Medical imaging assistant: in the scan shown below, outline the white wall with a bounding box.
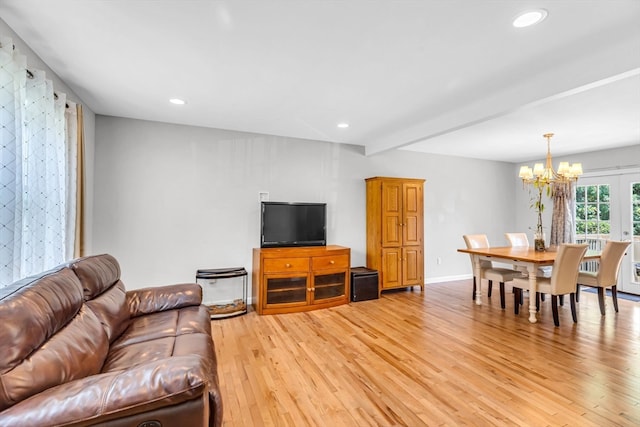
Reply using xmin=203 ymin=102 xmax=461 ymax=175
xmin=94 ymin=116 xmax=518 ymax=291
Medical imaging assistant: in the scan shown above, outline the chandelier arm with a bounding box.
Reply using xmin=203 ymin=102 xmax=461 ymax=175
xmin=520 ymin=133 xmax=582 ymax=187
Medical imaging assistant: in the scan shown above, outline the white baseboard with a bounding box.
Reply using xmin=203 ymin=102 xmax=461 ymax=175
xmin=425 ymin=274 xmax=471 ymax=284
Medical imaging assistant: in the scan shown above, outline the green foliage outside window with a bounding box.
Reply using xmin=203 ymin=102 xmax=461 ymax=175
xmin=575 ymin=184 xmax=610 ymax=239
xmin=576 ymin=183 xmax=640 ymax=237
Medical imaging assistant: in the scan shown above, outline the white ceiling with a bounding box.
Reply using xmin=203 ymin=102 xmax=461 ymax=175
xmin=1 ymin=0 xmax=639 ymax=163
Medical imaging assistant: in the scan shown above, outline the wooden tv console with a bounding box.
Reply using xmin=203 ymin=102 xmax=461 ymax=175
xmin=252 ymin=245 xmax=351 ymax=315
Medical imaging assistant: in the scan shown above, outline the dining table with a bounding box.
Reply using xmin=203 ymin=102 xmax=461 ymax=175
xmin=457 ymin=246 xmax=601 ymax=323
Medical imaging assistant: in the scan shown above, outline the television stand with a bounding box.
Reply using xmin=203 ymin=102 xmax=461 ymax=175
xmin=252 ymin=245 xmax=351 ymax=315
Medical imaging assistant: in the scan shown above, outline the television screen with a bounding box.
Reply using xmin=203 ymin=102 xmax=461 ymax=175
xmin=261 ymin=202 xmax=326 ymax=248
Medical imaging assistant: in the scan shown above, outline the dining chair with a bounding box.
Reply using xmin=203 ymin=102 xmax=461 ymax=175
xmin=505 ymin=232 xmax=552 ymax=275
xmin=512 ymin=243 xmax=588 ymax=326
xmin=504 ymin=232 xmax=529 ymax=247
xmin=576 ymin=240 xmax=631 ymax=315
xmin=505 ymin=232 xmax=551 ymax=305
xmin=463 ymin=234 xmax=522 ymax=309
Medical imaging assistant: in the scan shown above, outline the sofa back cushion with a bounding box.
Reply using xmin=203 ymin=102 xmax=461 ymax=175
xmin=0 ymin=267 xmax=108 ymax=411
xmin=71 ymin=254 xmax=130 ymax=343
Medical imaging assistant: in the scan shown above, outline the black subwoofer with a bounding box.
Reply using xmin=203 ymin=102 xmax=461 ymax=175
xmin=350 ymin=267 xmax=379 ymax=302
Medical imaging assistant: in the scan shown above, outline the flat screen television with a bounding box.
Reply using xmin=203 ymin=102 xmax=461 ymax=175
xmin=260 ymin=202 xmax=326 ymax=248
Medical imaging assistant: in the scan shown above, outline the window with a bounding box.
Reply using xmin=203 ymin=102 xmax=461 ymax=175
xmin=0 ymin=36 xmax=82 ymax=287
xmin=575 ymin=184 xmax=610 ymax=240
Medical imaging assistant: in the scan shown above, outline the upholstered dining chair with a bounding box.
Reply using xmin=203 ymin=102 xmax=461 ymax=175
xmin=505 ymin=232 xmax=532 ymax=273
xmin=512 ymin=243 xmax=588 ymax=326
xmin=504 ymin=232 xmax=552 ymax=275
xmin=504 ymin=232 xmax=529 ymax=248
xmin=505 ymin=232 xmax=551 ymax=305
xmin=576 ymin=240 xmax=631 ymax=315
xmin=463 ymin=234 xmax=522 ymax=309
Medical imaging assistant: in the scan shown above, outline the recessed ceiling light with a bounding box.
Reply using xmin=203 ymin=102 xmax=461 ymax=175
xmin=169 ymin=98 xmax=186 ymax=105
xmin=337 ymin=123 xmax=349 ymax=128
xmin=513 ymin=9 xmax=548 ymax=28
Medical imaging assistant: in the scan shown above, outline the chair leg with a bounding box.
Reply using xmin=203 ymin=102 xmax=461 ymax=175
xmin=535 ymin=292 xmax=540 ymax=311
xmin=520 ymin=290 xmax=523 ymax=305
xmin=559 ymin=295 xmax=564 ymax=306
xmin=514 ymin=288 xmax=520 ymax=315
xmin=488 ymin=280 xmax=493 ymax=297
xmin=611 ymin=285 xmax=619 ymax=313
xmin=576 ymin=284 xmax=581 ymax=302
xmin=551 ymin=295 xmax=560 ymax=327
xmin=570 ymin=293 xmax=577 ymax=323
xmin=597 ymin=288 xmax=606 ymax=315
xmin=499 ymin=282 xmax=505 ymax=309
xmin=472 ymin=277 xmax=476 ymax=301
xmin=540 ymin=293 xmax=545 ymax=301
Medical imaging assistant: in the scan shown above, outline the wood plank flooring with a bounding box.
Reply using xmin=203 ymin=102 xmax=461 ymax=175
xmin=210 ymin=280 xmax=640 ymax=426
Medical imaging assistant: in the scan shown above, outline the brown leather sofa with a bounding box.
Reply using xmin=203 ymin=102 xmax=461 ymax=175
xmin=0 ymin=254 xmax=222 ymax=427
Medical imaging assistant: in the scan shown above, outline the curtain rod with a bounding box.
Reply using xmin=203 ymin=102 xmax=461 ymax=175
xmin=1 ymin=40 xmax=68 ymax=107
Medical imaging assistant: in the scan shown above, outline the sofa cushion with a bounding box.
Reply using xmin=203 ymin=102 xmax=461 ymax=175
xmin=71 ymin=254 xmax=130 ymax=342
xmin=109 ymin=305 xmax=211 ymax=350
xmin=126 ymin=283 xmax=203 ymax=318
xmin=0 ymin=356 xmax=210 ymax=427
xmin=70 ymin=253 xmax=121 ymax=300
xmin=103 ymin=305 xmax=213 ymax=372
xmin=0 ymin=267 xmax=108 ymax=411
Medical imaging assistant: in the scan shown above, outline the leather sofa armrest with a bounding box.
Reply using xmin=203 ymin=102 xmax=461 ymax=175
xmin=126 ymin=283 xmax=203 ymax=318
xmin=0 ymin=356 xmax=209 ymax=426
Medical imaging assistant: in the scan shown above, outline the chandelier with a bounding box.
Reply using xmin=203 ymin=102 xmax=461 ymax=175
xmin=518 ymin=133 xmax=583 ymax=186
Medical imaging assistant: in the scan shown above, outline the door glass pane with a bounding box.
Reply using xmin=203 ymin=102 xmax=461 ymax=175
xmin=575 ymin=184 xmax=610 ymax=245
xmin=632 ymin=182 xmax=640 ymax=283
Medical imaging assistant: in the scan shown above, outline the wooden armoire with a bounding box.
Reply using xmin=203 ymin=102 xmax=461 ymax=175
xmin=365 ymin=177 xmax=425 ymax=293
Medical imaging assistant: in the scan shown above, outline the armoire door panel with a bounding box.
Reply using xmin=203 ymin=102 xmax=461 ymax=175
xmin=403 ymin=182 xmax=423 ymax=247
xmin=384 ymin=217 xmax=401 ymax=246
xmin=383 ymin=183 xmax=401 ymax=213
xmin=403 ymin=247 xmax=423 ymax=285
xmin=382 ymin=182 xmax=402 ymax=246
xmin=382 ymin=249 xmax=401 ymax=289
xmin=405 ymin=216 xmax=419 ymax=243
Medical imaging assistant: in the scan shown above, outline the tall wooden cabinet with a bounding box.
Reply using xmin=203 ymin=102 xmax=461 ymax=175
xmin=365 ymin=177 xmax=425 ymax=293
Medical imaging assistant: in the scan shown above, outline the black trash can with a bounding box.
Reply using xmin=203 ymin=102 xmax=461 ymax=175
xmin=350 ymin=267 xmax=379 ymax=302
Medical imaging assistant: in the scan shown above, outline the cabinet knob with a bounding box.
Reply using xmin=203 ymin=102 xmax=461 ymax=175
xmin=329 ymin=260 xmax=335 ymax=264
xmin=285 ymin=263 xmax=291 ymax=268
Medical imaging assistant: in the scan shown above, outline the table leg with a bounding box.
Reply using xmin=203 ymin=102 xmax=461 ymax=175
xmin=474 ymin=255 xmax=482 ymax=305
xmin=527 ymin=264 xmax=538 ymax=323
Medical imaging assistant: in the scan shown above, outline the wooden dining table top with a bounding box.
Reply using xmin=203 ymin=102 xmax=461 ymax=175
xmin=457 ymin=246 xmax=601 ymax=265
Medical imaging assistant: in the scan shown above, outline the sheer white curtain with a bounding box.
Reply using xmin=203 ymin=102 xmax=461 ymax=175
xmin=0 ymin=36 xmax=78 ymax=287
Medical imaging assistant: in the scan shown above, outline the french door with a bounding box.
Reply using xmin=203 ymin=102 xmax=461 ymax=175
xmin=575 ymin=169 xmax=640 ymax=294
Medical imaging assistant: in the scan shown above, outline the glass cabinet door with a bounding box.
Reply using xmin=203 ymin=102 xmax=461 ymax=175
xmin=312 ymin=272 xmax=346 ymax=301
xmin=265 ymin=275 xmax=308 ymax=305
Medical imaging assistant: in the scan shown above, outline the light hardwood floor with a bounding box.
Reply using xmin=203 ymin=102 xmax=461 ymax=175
xmin=210 ymin=280 xmax=640 ymax=426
